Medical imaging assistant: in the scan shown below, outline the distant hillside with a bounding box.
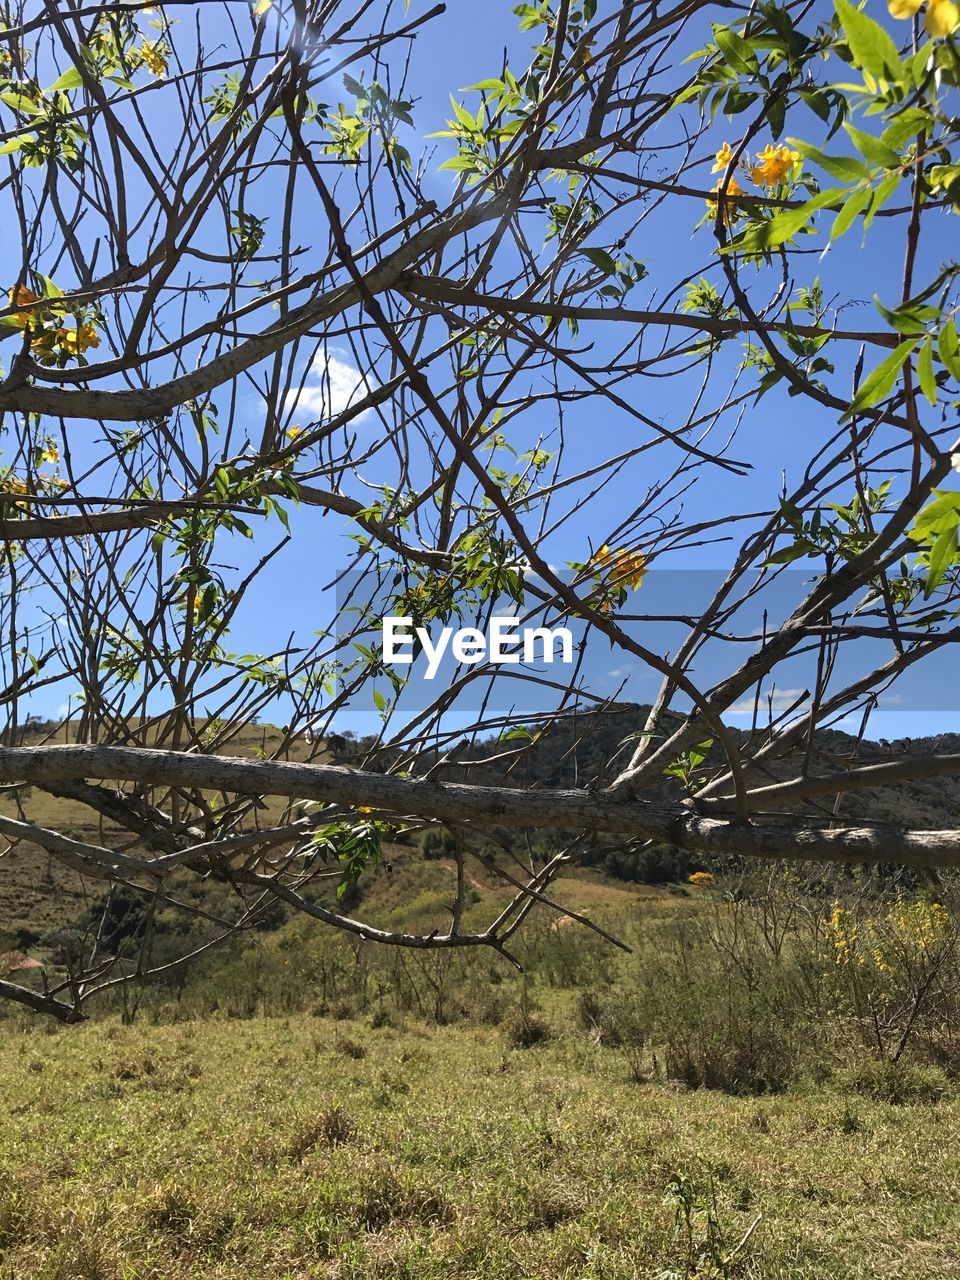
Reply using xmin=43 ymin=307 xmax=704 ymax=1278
xmin=423 ymin=704 xmax=960 ymax=820
xmin=3 ymin=708 xmax=959 ymax=949
xmin=334 ymin=705 xmax=960 ymax=884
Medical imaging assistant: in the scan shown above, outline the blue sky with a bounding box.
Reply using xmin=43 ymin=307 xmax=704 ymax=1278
xmin=13 ymin=0 xmax=960 ymax=743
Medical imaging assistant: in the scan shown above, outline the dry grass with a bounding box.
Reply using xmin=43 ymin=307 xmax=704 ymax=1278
xmin=1 ymin=1014 xmax=959 ymax=1278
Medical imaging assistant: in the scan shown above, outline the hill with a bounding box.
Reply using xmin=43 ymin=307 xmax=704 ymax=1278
xmin=2 ymin=707 xmax=959 ymax=952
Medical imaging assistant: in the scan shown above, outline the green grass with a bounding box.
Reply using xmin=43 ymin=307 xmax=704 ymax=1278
xmin=3 ymin=1014 xmax=960 ymax=1279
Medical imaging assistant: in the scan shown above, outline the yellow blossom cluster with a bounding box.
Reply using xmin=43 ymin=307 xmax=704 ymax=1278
xmin=688 ymin=871 xmax=715 ymax=888
xmin=889 ymin=0 xmax=959 ymax=38
xmin=8 ymin=284 xmax=47 ymax=330
xmin=826 ymin=896 xmax=952 ymax=975
xmin=706 ymin=177 xmax=745 ymax=224
xmin=60 ymin=323 xmax=100 ymax=356
xmin=139 ymin=41 xmax=168 ymax=77
xmin=887 ymin=897 xmax=950 ymax=953
xmin=593 ymin=544 xmax=647 ymax=592
xmin=749 ymin=144 xmax=800 ymax=188
xmin=7 ymin=286 xmax=101 ymax=363
xmin=825 ymin=901 xmax=860 ymax=966
xmin=706 ymin=140 xmax=800 ymax=222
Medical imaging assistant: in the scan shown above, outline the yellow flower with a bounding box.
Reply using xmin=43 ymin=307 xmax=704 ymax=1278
xmin=140 ymin=41 xmax=167 ymax=77
xmin=688 ymin=871 xmax=715 ymax=887
xmin=8 ymin=284 xmax=43 ymax=329
xmin=711 ymin=141 xmax=735 ymax=173
xmin=706 ymin=177 xmax=745 ymax=224
xmin=253 ymin=0 xmax=273 ymax=13
xmin=749 ymin=143 xmax=800 ymax=188
xmin=40 ymin=443 xmax=59 ymax=464
xmin=29 ymin=328 xmax=60 ymax=358
xmin=927 ymin=0 xmax=959 ymax=35
xmin=888 ymin=0 xmax=959 ymax=36
xmin=4 ymin=476 xmax=28 ymax=495
xmin=59 ymin=322 xmax=100 ymax=356
xmin=356 ymin=805 xmax=374 ymax=814
xmin=287 ymin=425 xmax=303 ymax=440
xmin=594 ymin=544 xmax=648 ymax=591
xmin=825 ymin=901 xmax=861 ymax=966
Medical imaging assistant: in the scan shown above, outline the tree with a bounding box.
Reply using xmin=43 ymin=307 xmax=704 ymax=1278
xmin=1 ymin=0 xmax=960 ymax=1021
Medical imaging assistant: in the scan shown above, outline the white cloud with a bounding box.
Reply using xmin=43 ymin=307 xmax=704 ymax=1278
xmin=285 ymin=350 xmax=373 ymax=423
xmin=729 ymin=687 xmax=808 ymax=716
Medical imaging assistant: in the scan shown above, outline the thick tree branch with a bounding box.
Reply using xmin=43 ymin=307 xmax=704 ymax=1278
xmin=2 ymin=745 xmax=960 ymax=869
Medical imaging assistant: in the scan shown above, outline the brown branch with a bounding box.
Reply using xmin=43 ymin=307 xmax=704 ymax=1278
xmin=2 ymin=744 xmax=960 ymax=868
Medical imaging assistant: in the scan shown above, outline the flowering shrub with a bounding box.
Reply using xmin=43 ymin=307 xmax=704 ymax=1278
xmin=822 ymin=894 xmax=958 ymax=1059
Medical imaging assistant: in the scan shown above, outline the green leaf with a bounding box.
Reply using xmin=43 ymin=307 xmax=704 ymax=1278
xmin=863 ymin=170 xmax=900 ymax=229
xmin=0 ymin=135 xmax=30 ymax=155
xmin=842 ymin=339 xmax=915 ymax=420
xmin=197 ymin=584 xmax=218 ymax=626
xmin=938 ymin=319 xmax=960 ymax=380
xmin=874 ymin=296 xmax=939 ymax=336
xmin=925 ymin=524 xmax=957 ymax=597
xmin=880 ymin=108 xmax=932 ymax=150
xmin=581 ymin=247 xmax=617 ymax=275
xmin=834 ymin=0 xmax=906 ymax=84
xmin=713 ymin=24 xmax=759 ymax=74
xmin=46 ymin=67 xmax=85 ymax=93
xmin=844 ymin=124 xmax=900 ymax=170
xmin=908 ymin=40 xmax=936 ymax=87
xmin=910 ymin=491 xmax=960 ymax=543
xmin=728 ymin=188 xmax=844 ymax=254
xmin=0 ymin=91 xmax=41 ymax=114
xmin=830 ymin=184 xmax=872 ymax=241
xmin=766 ymin=542 xmax=813 ymax=566
xmin=373 ymin=688 xmax=387 ymax=711
xmin=917 ymin=338 xmax=937 ymax=406
xmin=790 ymin=138 xmax=869 ymax=182
xmin=450 ymin=97 xmax=479 ymax=130
xmin=439 ymin=153 xmax=479 ymax=172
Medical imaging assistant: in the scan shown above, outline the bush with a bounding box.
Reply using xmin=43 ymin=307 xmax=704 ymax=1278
xmin=419 ymin=828 xmax=458 ymax=859
xmin=503 ymin=1006 xmax=551 ymax=1048
xmin=622 ymin=910 xmax=817 ymax=1094
xmin=844 ymin=1060 xmax=951 ymax=1106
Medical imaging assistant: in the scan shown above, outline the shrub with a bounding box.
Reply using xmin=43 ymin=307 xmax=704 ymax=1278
xmin=334 ymin=1034 xmax=367 ymax=1060
xmin=503 ymin=1006 xmax=551 ymax=1048
xmin=419 ymin=828 xmax=458 ymax=860
xmin=844 ymin=1060 xmax=951 ymax=1106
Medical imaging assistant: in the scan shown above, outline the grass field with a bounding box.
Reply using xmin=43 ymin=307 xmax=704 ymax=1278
xmin=2 ymin=1012 xmax=960 ymax=1279
xmin=6 ymin=733 xmax=960 ymax=1278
